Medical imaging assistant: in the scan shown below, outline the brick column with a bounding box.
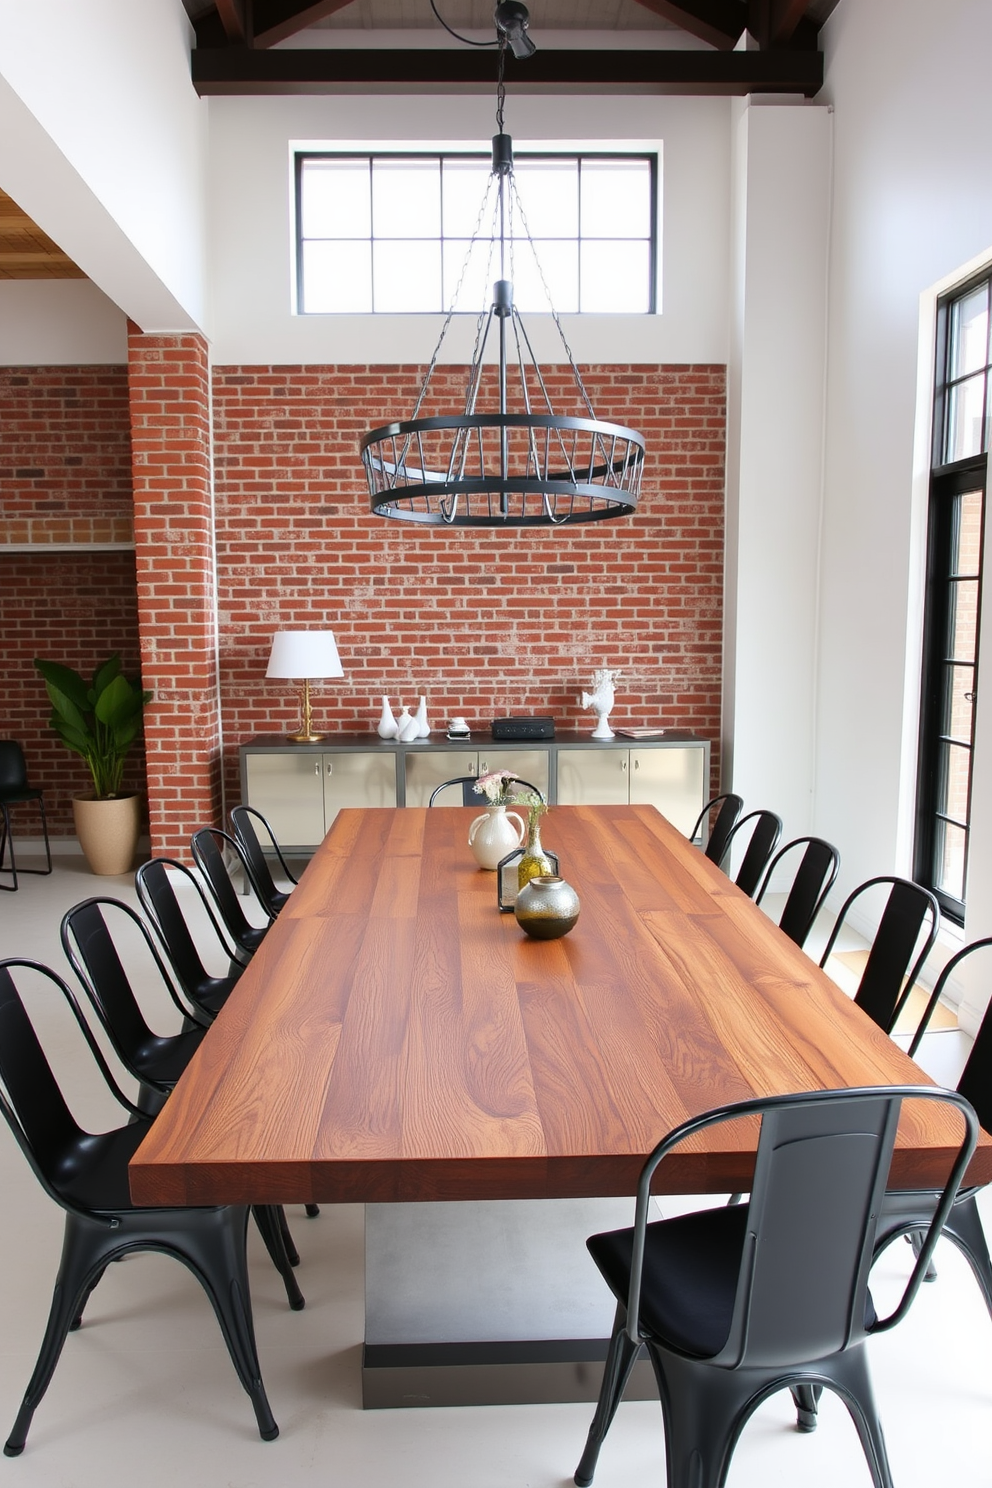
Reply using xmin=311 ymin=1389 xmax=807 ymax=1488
xmin=128 ymin=326 xmax=221 ymax=857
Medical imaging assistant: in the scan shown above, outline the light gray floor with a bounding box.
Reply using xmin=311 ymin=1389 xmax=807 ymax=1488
xmin=0 ymin=857 xmax=989 ymax=1487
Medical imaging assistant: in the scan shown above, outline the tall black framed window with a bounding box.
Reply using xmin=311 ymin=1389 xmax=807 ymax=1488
xmin=915 ymin=272 xmax=990 ymax=923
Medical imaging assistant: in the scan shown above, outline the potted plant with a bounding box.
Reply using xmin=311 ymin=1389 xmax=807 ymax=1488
xmin=34 ymin=654 xmax=152 ymax=875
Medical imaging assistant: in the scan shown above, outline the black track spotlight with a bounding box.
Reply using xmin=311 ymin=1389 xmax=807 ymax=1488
xmin=494 ymin=1 xmax=537 ymax=59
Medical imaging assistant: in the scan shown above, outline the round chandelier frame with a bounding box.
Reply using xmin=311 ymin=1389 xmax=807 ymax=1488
xmin=360 ymin=11 xmax=646 ymax=529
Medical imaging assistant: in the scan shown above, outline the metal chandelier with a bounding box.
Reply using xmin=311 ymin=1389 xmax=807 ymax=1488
xmin=360 ymin=3 xmax=646 ymax=528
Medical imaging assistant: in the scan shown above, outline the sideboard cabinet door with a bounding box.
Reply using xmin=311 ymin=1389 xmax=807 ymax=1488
xmin=629 ymin=747 xmax=705 ymax=835
xmin=244 ymin=753 xmax=325 ymax=850
xmin=323 ymin=753 xmax=397 ymax=828
xmin=556 ymin=749 xmax=629 ymax=806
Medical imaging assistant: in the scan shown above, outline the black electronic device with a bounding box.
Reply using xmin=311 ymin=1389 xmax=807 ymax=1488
xmin=491 ymin=717 xmax=556 ymax=741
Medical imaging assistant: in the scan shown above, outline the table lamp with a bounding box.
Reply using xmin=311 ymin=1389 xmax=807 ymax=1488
xmin=266 ymin=630 xmax=344 ymax=743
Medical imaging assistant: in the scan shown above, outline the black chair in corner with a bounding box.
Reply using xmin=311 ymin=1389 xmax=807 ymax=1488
xmin=818 ymin=876 xmax=940 ymax=1045
xmin=0 ymin=958 xmax=279 ymax=1455
xmin=0 ymin=741 xmax=52 ymax=893
xmin=755 ymin=836 xmax=841 ymax=951
xmin=230 ymin=805 xmax=298 ymax=919
xmin=428 ymin=775 xmax=545 ymax=806
xmin=191 ymin=826 xmax=272 ymax=960
xmin=573 ymin=1084 xmax=977 ymax=1488
xmin=688 ymin=792 xmax=743 ymax=863
xmin=135 ymin=857 xmax=246 ymax=1019
xmin=717 ymin=808 xmax=783 ymax=898
xmin=60 ymin=897 xmax=306 ymax=1311
xmin=874 ymin=936 xmax=992 ymax=1317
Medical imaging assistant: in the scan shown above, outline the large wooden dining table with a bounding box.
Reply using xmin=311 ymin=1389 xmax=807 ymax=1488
xmin=129 ymin=804 xmax=991 ymax=1406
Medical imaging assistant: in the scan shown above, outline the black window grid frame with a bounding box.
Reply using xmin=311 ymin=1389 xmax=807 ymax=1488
xmin=293 ymin=149 xmax=659 ymax=316
xmin=915 ymin=269 xmax=991 ymax=924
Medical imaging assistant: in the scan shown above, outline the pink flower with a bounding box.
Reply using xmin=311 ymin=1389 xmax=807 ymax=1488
xmin=473 ymin=770 xmax=519 ymax=805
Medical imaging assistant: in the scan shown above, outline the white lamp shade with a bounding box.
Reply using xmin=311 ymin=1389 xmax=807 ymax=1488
xmin=266 ymin=630 xmax=344 ymax=680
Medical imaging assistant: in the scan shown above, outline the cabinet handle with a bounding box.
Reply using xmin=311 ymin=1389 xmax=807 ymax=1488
xmin=621 ymin=758 xmax=628 ymax=773
xmin=326 ymin=762 xmax=333 ymax=776
xmin=314 ymin=763 xmax=320 ymax=777
xmin=633 ymin=758 xmax=640 ymax=771
xmin=479 ymin=760 xmax=487 ymax=775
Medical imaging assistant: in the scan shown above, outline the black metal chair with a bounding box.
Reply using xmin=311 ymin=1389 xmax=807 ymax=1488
xmin=230 ymin=805 xmax=298 ymax=919
xmin=755 ymin=836 xmax=841 ymax=950
xmin=818 ymin=876 xmax=940 ymax=1046
xmin=191 ymin=826 xmax=272 ymax=959
xmin=874 ymin=936 xmax=992 ymax=1315
xmin=428 ymin=775 xmax=545 ymax=806
xmin=573 ymin=1084 xmax=978 ymax=1488
xmin=688 ymin=792 xmax=743 ymax=863
xmin=0 ymin=742 xmax=52 ymax=893
xmin=717 ymin=808 xmax=783 ymax=898
xmin=0 ymin=958 xmax=279 ymax=1454
xmin=60 ymin=897 xmax=306 ymax=1310
xmin=135 ymin=857 xmax=246 ymax=1019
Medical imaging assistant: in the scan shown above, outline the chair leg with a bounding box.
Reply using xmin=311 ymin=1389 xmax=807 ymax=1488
xmin=277 ymin=1206 xmax=301 ymax=1267
xmin=828 ymin=1347 xmax=895 ymax=1488
xmin=170 ymin=1207 xmax=279 ymax=1442
xmin=939 ymin=1195 xmax=992 ymax=1318
xmin=0 ymin=805 xmax=17 ymax=892
xmin=5 ymin=1217 xmax=107 ymax=1455
xmin=305 ymin=1204 xmax=320 ymax=1218
xmin=791 ymin=1382 xmax=822 ymax=1431
xmin=650 ymin=1350 xmax=755 ymax=1488
xmin=251 ymin=1206 xmax=305 ymax=1311
xmin=574 ymin=1306 xmax=642 ymax=1487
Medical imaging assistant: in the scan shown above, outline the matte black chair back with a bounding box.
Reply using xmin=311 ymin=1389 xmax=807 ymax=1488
xmin=0 ymin=958 xmax=278 ymax=1452
xmin=688 ymin=792 xmax=743 ymax=862
xmin=575 ymin=1084 xmax=977 ymax=1488
xmin=818 ymin=875 xmax=940 ymax=1043
xmin=428 ymin=775 xmax=545 ymax=807
xmin=229 ymin=805 xmax=298 ymax=918
xmin=755 ymin=836 xmax=840 ymax=950
xmin=718 ymin=808 xmax=783 ymax=898
xmin=135 ymin=858 xmax=245 ymax=1019
xmin=191 ymin=827 xmax=271 ymax=959
xmin=0 ymin=741 xmax=52 ymax=892
xmin=60 ymin=898 xmax=208 ymax=1108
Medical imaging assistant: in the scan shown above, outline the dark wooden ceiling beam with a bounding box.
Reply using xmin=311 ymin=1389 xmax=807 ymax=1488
xmin=190 ymin=43 xmax=823 ymax=94
xmin=249 ymin=0 xmax=358 ymax=47
xmin=629 ymin=0 xmax=747 ymax=50
xmin=769 ymin=0 xmax=817 ymax=44
xmin=215 ymin=0 xmax=248 ymax=42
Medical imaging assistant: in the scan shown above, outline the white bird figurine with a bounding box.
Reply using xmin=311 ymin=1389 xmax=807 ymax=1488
xmin=581 ymin=668 xmax=621 ymax=740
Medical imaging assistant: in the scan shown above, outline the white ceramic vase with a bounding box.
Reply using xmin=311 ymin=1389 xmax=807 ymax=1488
xmin=396 ymin=706 xmax=420 ymax=742
xmin=377 ymin=696 xmax=398 ymax=739
xmin=415 ymin=696 xmax=431 ymax=738
xmin=467 ymin=805 xmax=526 ymax=871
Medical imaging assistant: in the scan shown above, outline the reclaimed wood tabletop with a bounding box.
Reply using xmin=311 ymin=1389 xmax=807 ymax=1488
xmin=129 ymin=804 xmax=991 ymax=1206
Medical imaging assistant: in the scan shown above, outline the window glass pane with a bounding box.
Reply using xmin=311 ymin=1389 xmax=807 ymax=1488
xmin=301 ymin=240 xmax=372 ymax=312
xmin=512 ymin=160 xmax=579 ymax=238
xmin=950 ymin=489 xmax=983 ymax=576
xmin=372 ymin=160 xmax=441 ymax=239
xmin=945 ymin=373 xmax=988 ymax=461
xmin=941 ymin=662 xmax=974 ymax=741
xmin=580 ymin=159 xmax=652 ymax=238
xmin=442 ymin=238 xmax=498 ymax=314
xmin=510 ymin=240 xmax=578 ymax=313
xmin=934 ymin=818 xmax=968 ymax=902
xmin=301 ymin=158 xmax=371 ymax=239
xmin=948 ymin=577 xmax=979 ymax=662
xmin=441 ymin=159 xmax=494 ymax=237
xmin=373 ymin=240 xmax=442 ymax=312
xmin=580 ymin=240 xmax=651 ymax=313
xmin=949 ymin=284 xmax=989 ymax=380
xmin=936 ymin=740 xmax=971 ymax=826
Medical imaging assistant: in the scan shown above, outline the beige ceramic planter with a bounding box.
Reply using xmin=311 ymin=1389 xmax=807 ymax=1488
xmin=72 ymin=794 xmax=142 ymax=876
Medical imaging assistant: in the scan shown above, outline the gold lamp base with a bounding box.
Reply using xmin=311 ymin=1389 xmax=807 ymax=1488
xmin=286 ymin=678 xmax=326 ymax=744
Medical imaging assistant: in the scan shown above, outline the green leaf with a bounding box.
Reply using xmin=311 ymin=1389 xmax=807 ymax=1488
xmin=93 ymin=673 xmax=136 ymax=729
xmin=34 ymin=659 xmax=89 ymax=712
xmin=92 ymin=654 xmax=122 ymax=698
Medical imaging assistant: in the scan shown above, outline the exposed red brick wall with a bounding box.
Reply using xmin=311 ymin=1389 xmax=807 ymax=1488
xmin=128 ymin=329 xmax=221 ymax=858
xmin=0 ymin=551 xmax=145 ymax=835
xmin=212 ymin=364 xmax=724 ymax=812
xmin=0 ymin=366 xmax=133 ymax=546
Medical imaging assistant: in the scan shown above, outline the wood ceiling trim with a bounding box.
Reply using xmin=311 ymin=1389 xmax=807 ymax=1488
xmin=251 ymin=0 xmax=359 ymax=46
xmin=190 ymin=42 xmax=823 ymax=93
xmin=630 ymin=0 xmax=746 ymax=50
xmin=0 ymin=191 xmax=84 ymax=280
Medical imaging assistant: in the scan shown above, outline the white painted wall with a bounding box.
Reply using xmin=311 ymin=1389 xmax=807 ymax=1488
xmin=0 ymin=282 xmax=127 ymax=364
xmin=0 ymin=0 xmax=208 ymax=331
xmin=815 ymin=0 xmax=992 ymax=1021
xmin=205 ymin=92 xmax=730 ymax=365
xmin=724 ymin=100 xmax=831 ymax=839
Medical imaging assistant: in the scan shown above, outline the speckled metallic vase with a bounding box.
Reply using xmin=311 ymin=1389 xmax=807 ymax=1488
xmin=514 ymin=874 xmax=580 ymax=940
